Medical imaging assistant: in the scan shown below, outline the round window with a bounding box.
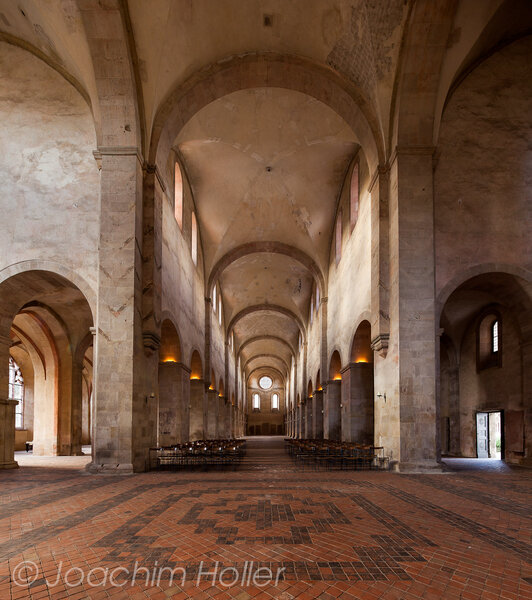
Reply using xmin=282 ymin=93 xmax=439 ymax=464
xmin=259 ymin=376 xmax=273 ymax=390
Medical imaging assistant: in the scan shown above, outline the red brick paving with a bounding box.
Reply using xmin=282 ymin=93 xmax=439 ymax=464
xmin=0 ymin=440 xmax=531 ymax=599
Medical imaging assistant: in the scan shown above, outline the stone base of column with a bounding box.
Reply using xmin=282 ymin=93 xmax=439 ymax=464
xmin=0 ymin=460 xmax=19 ymax=469
xmin=393 ymin=460 xmax=445 ymax=473
xmin=86 ymin=461 xmax=134 ymax=474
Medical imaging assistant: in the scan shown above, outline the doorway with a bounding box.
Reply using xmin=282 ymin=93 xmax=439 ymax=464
xmin=476 ymin=411 xmax=502 ymax=459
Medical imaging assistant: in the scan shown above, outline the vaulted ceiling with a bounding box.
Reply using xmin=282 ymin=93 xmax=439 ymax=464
xmin=1 ymin=0 xmax=527 ymax=385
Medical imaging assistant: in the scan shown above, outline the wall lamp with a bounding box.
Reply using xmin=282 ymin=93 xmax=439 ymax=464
xmin=376 ymin=393 xmax=387 ymax=403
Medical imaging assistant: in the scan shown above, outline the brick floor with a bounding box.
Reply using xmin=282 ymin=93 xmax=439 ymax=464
xmin=0 ymin=438 xmax=531 ymax=600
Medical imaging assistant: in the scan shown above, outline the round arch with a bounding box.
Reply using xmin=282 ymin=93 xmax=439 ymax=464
xmin=237 ymin=335 xmax=296 ymax=360
xmin=190 ymin=349 xmax=203 ymax=380
xmin=159 ymin=319 xmax=182 ymax=363
xmin=242 ymin=354 xmax=290 ymax=374
xmin=247 ymin=366 xmax=286 ymax=385
xmin=436 ymin=263 xmax=532 ymax=318
xmin=328 ymin=350 xmax=342 ymax=381
xmin=151 ymin=52 xmax=383 ymax=174
xmin=0 ymin=261 xmax=97 ymax=322
xmin=208 ymin=242 xmax=326 ymax=299
xmin=228 ymin=304 xmax=306 ymax=340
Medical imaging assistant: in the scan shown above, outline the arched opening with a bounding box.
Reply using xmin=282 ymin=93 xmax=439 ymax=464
xmin=0 ymin=269 xmax=94 ymax=465
xmin=160 ymin=320 xmax=182 ymax=363
xmin=189 ymin=350 xmax=204 ymax=441
xmin=329 ymin=351 xmax=342 ymax=381
xmin=325 ymin=351 xmax=343 ymax=440
xmin=246 ymin=369 xmax=285 ymax=436
xmin=158 ymin=320 xmax=187 ymax=446
xmin=190 ymin=350 xmax=203 ymax=380
xmin=343 ymin=321 xmax=374 ymax=445
xmin=439 ymin=272 xmax=531 ymax=465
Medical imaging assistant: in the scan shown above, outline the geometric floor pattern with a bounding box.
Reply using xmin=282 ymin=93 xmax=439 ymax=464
xmin=1 ymin=437 xmax=531 ymax=599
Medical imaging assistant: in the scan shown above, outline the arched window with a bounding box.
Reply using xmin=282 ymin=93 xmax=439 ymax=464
xmin=310 ymin=294 xmax=314 ymax=325
xmin=315 ymin=285 xmax=320 ymax=314
xmin=272 ymin=393 xmax=279 ymax=410
xmin=9 ymin=358 xmax=24 ymax=429
xmin=252 ymin=393 xmax=260 ymax=411
xmin=477 ymin=312 xmax=502 ymax=370
xmin=350 ymin=162 xmax=359 ymax=230
xmin=335 ymin=209 xmax=342 ymax=265
xmin=174 ymin=162 xmax=183 ymax=229
xmin=492 ymin=320 xmax=499 ymax=353
xmin=191 ymin=211 xmax=198 ymax=265
xmin=218 ymin=296 xmax=222 ymax=325
xmin=212 ymin=285 xmax=217 ymax=313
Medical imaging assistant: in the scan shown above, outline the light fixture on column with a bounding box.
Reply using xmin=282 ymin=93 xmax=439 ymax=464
xmin=376 ymin=393 xmax=386 ymax=403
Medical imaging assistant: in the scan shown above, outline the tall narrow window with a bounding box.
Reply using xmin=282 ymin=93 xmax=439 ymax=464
xmin=218 ymin=296 xmax=222 ymax=325
xmin=335 ymin=209 xmax=342 ymax=264
xmin=316 ymin=285 xmax=320 ymax=314
xmin=191 ymin=211 xmax=198 ymax=265
xmin=350 ymin=162 xmax=359 ymax=230
xmin=310 ymin=294 xmax=314 ymax=325
xmin=9 ymin=358 xmax=24 ymax=429
xmin=212 ymin=285 xmax=217 ymax=313
xmin=252 ymin=393 xmax=260 ymax=411
xmin=272 ymin=393 xmax=279 ymax=410
xmin=174 ymin=162 xmax=183 ymax=229
xmin=492 ymin=320 xmax=499 ymax=353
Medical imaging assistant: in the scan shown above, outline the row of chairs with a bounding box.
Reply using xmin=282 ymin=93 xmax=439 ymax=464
xmin=150 ymin=439 xmax=246 ymax=470
xmin=285 ymin=438 xmax=390 ymax=470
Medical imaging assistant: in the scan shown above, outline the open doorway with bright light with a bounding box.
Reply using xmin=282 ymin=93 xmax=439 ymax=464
xmin=476 ymin=411 xmax=502 ymax=459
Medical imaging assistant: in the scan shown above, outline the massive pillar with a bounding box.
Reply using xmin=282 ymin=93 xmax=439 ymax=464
xmin=88 ymin=151 xmax=156 ymax=473
xmin=0 ymin=332 xmax=18 ymax=468
xmin=189 ymin=379 xmax=205 ymax=440
xmin=341 ymin=363 xmax=374 ymax=444
xmin=379 ymin=148 xmax=439 ymax=471
xmin=158 ymin=362 xmax=190 ymax=446
xmin=70 ymin=360 xmax=85 ymax=456
xmin=217 ymin=396 xmax=230 ymax=438
xmin=206 ymin=388 xmax=218 ymax=439
xmin=324 ymin=380 xmax=341 ymax=440
xmin=312 ymin=390 xmax=324 ymax=439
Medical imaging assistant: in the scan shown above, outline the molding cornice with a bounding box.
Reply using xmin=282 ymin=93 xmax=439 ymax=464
xmin=371 ymin=333 xmax=390 ymax=358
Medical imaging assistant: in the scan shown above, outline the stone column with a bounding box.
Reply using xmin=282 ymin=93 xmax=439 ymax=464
xmin=206 ymin=388 xmax=218 ymax=439
xmin=386 ymin=148 xmax=440 ymax=471
xmin=305 ymin=399 xmax=313 ymax=438
xmin=370 ymin=168 xmax=390 ymax=356
xmin=189 ymin=379 xmax=205 ymax=441
xmin=324 ymin=380 xmax=342 ymax=440
xmin=216 ymin=396 xmax=230 ymax=438
xmin=0 ymin=399 xmax=18 ymax=469
xmin=312 ymin=390 xmax=324 ymax=439
xmin=342 ymin=363 xmax=374 ymax=445
xmin=158 ymin=362 xmax=190 ymax=446
xmin=71 ymin=360 xmax=84 ymax=456
xmin=88 ymin=150 xmax=152 ymax=474
xmin=0 ymin=333 xmax=18 ymax=469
